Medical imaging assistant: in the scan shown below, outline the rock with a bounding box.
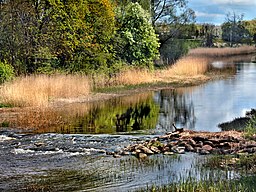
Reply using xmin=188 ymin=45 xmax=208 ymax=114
xmin=159 ymin=135 xmax=171 ymax=140
xmin=150 ymin=146 xmax=161 ymax=153
xmin=193 ymin=136 xmax=207 ymax=142
xmin=106 ymin=151 xmax=114 ymax=155
xmin=135 ymin=144 xmax=143 ymax=150
xmin=140 ymin=146 xmax=154 ymax=154
xmin=138 ymin=153 xmax=147 ymax=159
xmin=177 ymin=141 xmax=187 ymax=147
xmin=170 ymin=146 xmax=179 ymax=153
xmin=120 ymin=151 xmax=130 ymax=155
xmin=242 ymin=147 xmax=256 ymax=154
xmin=113 ymin=153 xmax=121 ymax=158
xmin=196 ymin=141 xmax=204 ymax=148
xmin=194 ymin=147 xmax=201 ymax=153
xmin=135 ymin=149 xmax=142 ymax=153
xmin=219 ymin=142 xmax=232 ymax=149
xmin=177 ymin=147 xmax=185 ymax=154
xmin=163 ymin=152 xmax=174 ymax=155
xmin=208 ymin=139 xmax=220 ymax=145
xmin=34 ymin=142 xmax=45 ymax=147
xmin=168 ymin=141 xmax=178 ymax=147
xmin=199 ymin=149 xmax=210 ymax=155
xmin=171 ymin=146 xmax=185 ymax=154
xmin=184 ymin=143 xmax=194 ymax=152
xmin=211 ymin=148 xmax=223 ymax=155
xmin=202 ymin=144 xmax=213 ymax=152
xmin=162 ymin=146 xmax=170 ymax=152
xmin=203 ymin=140 xmax=214 ymax=147
xmin=188 ymin=139 xmax=197 ymax=146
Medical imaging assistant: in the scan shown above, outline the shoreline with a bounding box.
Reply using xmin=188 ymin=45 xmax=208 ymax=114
xmin=51 ymin=72 xmax=229 ymax=106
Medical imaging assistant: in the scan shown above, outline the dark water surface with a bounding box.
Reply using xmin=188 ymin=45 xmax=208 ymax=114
xmin=0 ymin=56 xmax=256 ymax=191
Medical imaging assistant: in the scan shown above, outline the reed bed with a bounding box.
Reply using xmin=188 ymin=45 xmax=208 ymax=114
xmin=112 ymin=69 xmax=156 ymax=86
xmin=189 ymin=45 xmax=256 ymax=58
xmin=0 ymin=74 xmax=91 ymax=107
xmin=159 ymin=56 xmax=210 ymax=78
xmin=1 ymin=46 xmax=253 ymax=107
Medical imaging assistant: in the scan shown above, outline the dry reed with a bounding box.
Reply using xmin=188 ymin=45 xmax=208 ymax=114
xmin=112 ymin=69 xmax=156 ymax=86
xmin=161 ymin=56 xmax=210 ymax=77
xmin=0 ymin=74 xmax=91 ymax=107
xmin=189 ymin=46 xmax=255 ymax=58
xmin=1 ymin=47 xmax=253 ymax=108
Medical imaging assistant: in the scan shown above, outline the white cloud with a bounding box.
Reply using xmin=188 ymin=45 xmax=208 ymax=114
xmin=195 ymin=11 xmax=224 ymax=18
xmin=212 ymin=0 xmax=256 ymax=6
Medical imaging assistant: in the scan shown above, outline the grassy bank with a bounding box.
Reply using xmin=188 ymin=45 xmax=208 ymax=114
xmin=0 ymin=75 xmax=91 ymax=107
xmin=0 ymin=46 xmax=255 ymax=107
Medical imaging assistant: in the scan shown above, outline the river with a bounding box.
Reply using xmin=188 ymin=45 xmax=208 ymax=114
xmin=0 ymin=55 xmax=255 ymax=191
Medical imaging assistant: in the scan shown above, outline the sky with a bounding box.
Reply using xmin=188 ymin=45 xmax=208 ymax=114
xmin=188 ymin=0 xmax=256 ymax=25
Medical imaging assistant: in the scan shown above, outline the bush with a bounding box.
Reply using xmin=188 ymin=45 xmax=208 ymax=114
xmin=244 ymin=115 xmax=256 ymax=138
xmin=0 ymin=61 xmax=14 ymax=84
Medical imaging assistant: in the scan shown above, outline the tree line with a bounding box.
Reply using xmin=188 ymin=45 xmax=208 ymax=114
xmin=0 ymin=0 xmax=196 ymax=76
xmin=0 ymin=0 xmax=255 ymax=81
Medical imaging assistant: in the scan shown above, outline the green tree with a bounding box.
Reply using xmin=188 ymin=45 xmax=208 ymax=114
xmin=46 ymin=0 xmax=116 ymax=72
xmin=115 ymin=2 xmax=160 ymax=68
xmin=152 ymin=0 xmax=196 ymax=48
xmin=221 ymin=12 xmax=250 ymax=46
xmin=0 ymin=0 xmax=37 ymax=74
xmin=0 ymin=0 xmax=116 ymax=74
xmin=243 ymin=19 xmax=256 ymax=45
xmin=0 ymin=60 xmax=14 ymax=84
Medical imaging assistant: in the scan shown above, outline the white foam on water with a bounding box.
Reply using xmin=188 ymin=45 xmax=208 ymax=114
xmin=0 ymin=135 xmax=16 ymax=142
xmin=12 ymin=148 xmax=35 ymax=154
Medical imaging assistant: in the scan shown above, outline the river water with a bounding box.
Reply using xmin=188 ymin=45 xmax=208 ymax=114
xmin=0 ymin=55 xmax=255 ymax=191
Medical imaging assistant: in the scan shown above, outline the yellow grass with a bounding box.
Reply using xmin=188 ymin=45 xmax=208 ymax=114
xmin=112 ymin=69 xmax=156 ymax=86
xmin=1 ymin=46 xmax=254 ymax=107
xmin=159 ymin=56 xmax=210 ymax=77
xmin=189 ymin=46 xmax=255 ymax=58
xmin=0 ymin=74 xmax=91 ymax=107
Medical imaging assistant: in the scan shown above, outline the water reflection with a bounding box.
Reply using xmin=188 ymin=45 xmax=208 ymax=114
xmin=1 ymin=56 xmax=256 ymax=134
xmin=2 ymin=92 xmax=160 ymax=134
xmin=155 ymin=88 xmax=196 ymax=132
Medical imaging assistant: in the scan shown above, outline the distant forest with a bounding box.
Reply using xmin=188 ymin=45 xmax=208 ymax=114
xmin=0 ymin=0 xmax=255 ymax=77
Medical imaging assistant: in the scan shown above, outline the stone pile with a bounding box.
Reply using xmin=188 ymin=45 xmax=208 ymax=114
xmin=110 ymin=130 xmax=256 ymax=158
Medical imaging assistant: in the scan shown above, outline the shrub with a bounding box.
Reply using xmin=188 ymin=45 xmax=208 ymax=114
xmin=0 ymin=61 xmax=14 ymax=84
xmin=244 ymin=116 xmax=256 ymax=138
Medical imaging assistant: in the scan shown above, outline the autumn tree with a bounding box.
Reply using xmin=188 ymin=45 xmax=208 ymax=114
xmin=243 ymin=19 xmax=256 ymax=45
xmin=43 ymin=0 xmax=116 ymax=72
xmin=0 ymin=0 xmax=37 ymax=74
xmin=0 ymin=0 xmax=116 ymax=74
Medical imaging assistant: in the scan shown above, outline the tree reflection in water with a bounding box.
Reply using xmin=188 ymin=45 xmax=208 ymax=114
xmin=155 ymin=89 xmax=196 ymax=132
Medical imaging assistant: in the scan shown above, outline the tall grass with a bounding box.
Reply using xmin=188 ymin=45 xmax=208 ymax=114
xmin=0 ymin=74 xmax=90 ymax=107
xmin=1 ymin=46 xmax=254 ymax=107
xmin=189 ymin=46 xmax=256 ymax=58
xmin=113 ymin=69 xmax=156 ymax=86
xmin=168 ymin=56 xmax=210 ymax=76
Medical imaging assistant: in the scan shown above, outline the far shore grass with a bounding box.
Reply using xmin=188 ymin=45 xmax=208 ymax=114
xmin=0 ymin=46 xmax=255 ymax=107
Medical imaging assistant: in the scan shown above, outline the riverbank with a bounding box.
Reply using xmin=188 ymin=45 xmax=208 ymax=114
xmin=1 ymin=46 xmax=255 ymax=108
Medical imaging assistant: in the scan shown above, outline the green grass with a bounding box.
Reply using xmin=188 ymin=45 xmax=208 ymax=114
xmin=138 ymin=177 xmax=256 ymax=192
xmin=203 ymin=154 xmax=256 ymax=173
xmin=244 ymin=115 xmax=256 ymax=138
xmin=0 ymin=103 xmax=13 ymax=108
